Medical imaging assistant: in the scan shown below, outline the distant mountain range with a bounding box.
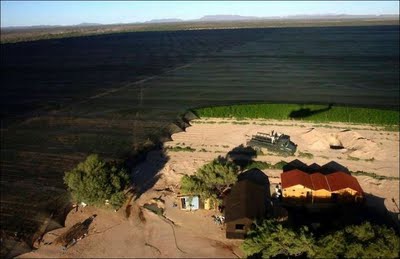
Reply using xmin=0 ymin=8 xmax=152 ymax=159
xmin=76 ymin=22 xmax=103 ymax=26
xmin=2 ymin=22 xmax=103 ymax=30
xmin=2 ymin=14 xmax=398 ymax=29
xmin=145 ymin=14 xmax=399 ymax=24
xmin=145 ymin=18 xmax=184 ymax=24
xmin=197 ymin=15 xmax=260 ymax=21
xmin=145 ymin=14 xmax=399 ymax=23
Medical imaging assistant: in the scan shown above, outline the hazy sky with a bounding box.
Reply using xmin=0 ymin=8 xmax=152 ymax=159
xmin=1 ymin=1 xmax=399 ymax=27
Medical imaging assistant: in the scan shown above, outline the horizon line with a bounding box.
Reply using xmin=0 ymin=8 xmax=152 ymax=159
xmin=2 ymin=13 xmax=399 ymax=28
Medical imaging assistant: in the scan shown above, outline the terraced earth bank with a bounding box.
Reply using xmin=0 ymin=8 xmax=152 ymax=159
xmin=1 ymin=25 xmax=399 ymax=257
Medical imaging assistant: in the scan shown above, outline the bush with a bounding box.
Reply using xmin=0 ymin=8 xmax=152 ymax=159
xmin=298 ymin=151 xmax=314 ymax=159
xmin=244 ymin=161 xmax=272 ymax=170
xmin=244 ymin=160 xmax=288 ymax=170
xmin=167 ymin=145 xmax=196 ymax=152
xmin=64 ymin=154 xmax=130 ymax=209
xmin=350 ymin=170 xmax=399 ymax=181
xmin=273 ymin=160 xmax=288 ymax=170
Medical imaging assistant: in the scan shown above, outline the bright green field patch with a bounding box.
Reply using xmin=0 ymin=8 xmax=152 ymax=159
xmin=194 ymin=104 xmax=399 ymax=126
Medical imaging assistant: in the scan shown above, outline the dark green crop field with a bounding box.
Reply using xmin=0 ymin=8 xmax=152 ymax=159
xmin=1 ymin=25 xmax=399 ymax=257
xmin=195 ymin=104 xmax=399 ymax=126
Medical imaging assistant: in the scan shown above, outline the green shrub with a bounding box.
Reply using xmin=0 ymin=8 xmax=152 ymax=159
xmin=348 ymin=155 xmax=360 ymax=161
xmin=298 ymin=151 xmax=314 ymax=159
xmin=244 ymin=161 xmax=272 ymax=170
xmin=64 ymin=154 xmax=130 ymax=209
xmin=256 ymin=149 xmax=264 ymax=156
xmin=244 ymin=160 xmax=288 ymax=170
xmin=167 ymin=145 xmax=196 ymax=152
xmin=273 ymin=160 xmax=288 ymax=170
xmin=232 ymin=121 xmax=250 ymax=125
xmin=350 ymin=170 xmax=399 ymax=181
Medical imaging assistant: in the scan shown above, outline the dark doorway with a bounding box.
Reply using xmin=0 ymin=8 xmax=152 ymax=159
xmin=181 ymin=198 xmax=186 ymax=209
xmin=235 ymin=224 xmax=245 ymax=230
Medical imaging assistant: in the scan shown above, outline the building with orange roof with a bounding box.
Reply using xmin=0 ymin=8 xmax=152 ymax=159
xmin=281 ymin=164 xmax=364 ymax=203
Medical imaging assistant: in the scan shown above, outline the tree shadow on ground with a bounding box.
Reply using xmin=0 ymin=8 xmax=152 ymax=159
xmin=289 ymin=104 xmax=333 ymax=119
xmin=131 ymin=144 xmax=169 ymax=200
xmin=227 ymin=144 xmax=257 ymax=170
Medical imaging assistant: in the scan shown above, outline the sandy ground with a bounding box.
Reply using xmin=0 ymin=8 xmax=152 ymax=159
xmin=167 ymin=118 xmax=399 ymax=212
xmin=20 ymin=118 xmax=399 ymax=258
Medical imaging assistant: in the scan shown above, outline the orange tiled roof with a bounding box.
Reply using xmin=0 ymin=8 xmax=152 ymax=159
xmin=281 ymin=169 xmax=313 ymax=190
xmin=310 ymin=173 xmax=330 ymax=190
xmin=325 ymin=172 xmax=363 ymax=193
xmin=281 ymin=169 xmax=363 ymax=194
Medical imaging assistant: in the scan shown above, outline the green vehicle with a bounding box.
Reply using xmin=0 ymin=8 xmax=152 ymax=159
xmin=247 ymin=131 xmax=297 ymax=156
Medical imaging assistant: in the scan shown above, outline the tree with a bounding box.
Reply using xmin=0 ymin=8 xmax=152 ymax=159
xmin=315 ymin=222 xmax=400 ymax=259
xmin=241 ymin=220 xmax=315 ymax=258
xmin=180 ymin=156 xmax=239 ymax=204
xmin=242 ymin=220 xmax=400 ymax=259
xmin=313 ymin=230 xmax=346 ymax=258
xmin=64 ymin=154 xmax=130 ymax=209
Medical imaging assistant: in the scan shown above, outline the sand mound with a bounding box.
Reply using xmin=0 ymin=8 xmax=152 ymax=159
xmin=336 ymin=131 xmax=382 ymax=160
xmin=300 ymin=128 xmax=330 ymax=151
xmin=301 ymin=128 xmax=382 ymax=160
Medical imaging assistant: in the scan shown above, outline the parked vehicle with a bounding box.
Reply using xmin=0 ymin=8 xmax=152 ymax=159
xmin=247 ymin=131 xmax=297 ymax=155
